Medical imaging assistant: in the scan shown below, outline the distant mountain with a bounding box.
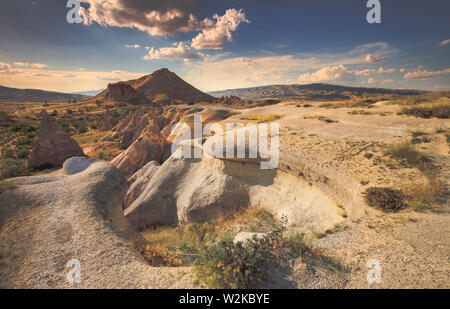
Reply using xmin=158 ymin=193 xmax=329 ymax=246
xmin=208 ymin=83 xmax=427 ymax=101
xmin=72 ymin=89 xmax=103 ymax=96
xmin=0 ymin=85 xmax=89 ymax=102
xmin=97 ymin=68 xmax=214 ymax=105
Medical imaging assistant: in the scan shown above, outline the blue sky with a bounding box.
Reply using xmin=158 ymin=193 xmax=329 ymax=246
xmin=0 ymin=0 xmax=449 ymax=92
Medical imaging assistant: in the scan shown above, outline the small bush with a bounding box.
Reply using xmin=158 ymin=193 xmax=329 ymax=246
xmin=194 ymin=235 xmax=277 ymax=288
xmin=363 ymin=187 xmax=406 ymax=212
xmin=401 ymin=104 xmax=450 ymax=119
xmin=1 ymin=147 xmax=15 ymax=159
xmin=0 ymin=159 xmax=27 ymax=179
xmin=78 ymin=126 xmax=88 ymax=134
xmin=388 ymin=142 xmax=429 ymax=167
xmin=15 ymin=146 xmax=30 ymax=159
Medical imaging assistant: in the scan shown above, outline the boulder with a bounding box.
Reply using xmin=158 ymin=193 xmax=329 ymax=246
xmin=28 ymin=110 xmax=84 ymax=169
xmin=63 ymin=157 xmax=95 ymax=175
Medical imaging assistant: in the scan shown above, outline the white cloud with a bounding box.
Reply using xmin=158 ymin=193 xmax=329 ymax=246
xmin=190 ymin=9 xmax=249 ymax=50
xmin=144 ymin=42 xmax=203 ymax=61
xmin=297 ymin=65 xmax=397 ymax=83
xmin=365 ymin=54 xmax=385 ymax=63
xmin=184 ymin=42 xmax=399 ymax=91
xmin=125 ymin=44 xmax=141 ymax=49
xmin=297 ymin=65 xmax=355 ymax=83
xmin=404 ymin=67 xmax=450 ymax=79
xmin=14 ymin=62 xmax=48 ymax=69
xmin=438 ymin=39 xmax=450 ymax=46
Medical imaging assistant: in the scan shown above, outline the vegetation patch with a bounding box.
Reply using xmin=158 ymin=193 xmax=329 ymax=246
xmin=401 ymin=103 xmax=450 ymax=119
xmin=363 ymin=187 xmax=406 ymax=212
xmin=240 ymin=114 xmax=283 ymax=123
xmin=387 ymin=142 xmax=429 ymax=169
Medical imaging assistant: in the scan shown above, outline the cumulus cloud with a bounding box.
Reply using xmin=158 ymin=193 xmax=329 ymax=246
xmin=438 ymin=39 xmax=450 ymax=46
xmin=125 ymin=44 xmax=141 ymax=49
xmin=404 ymin=67 xmax=450 ymax=79
xmin=297 ymin=65 xmax=397 ymax=83
xmin=144 ymin=42 xmax=203 ymax=61
xmin=79 ymin=1 xmax=248 ymax=50
xmin=79 ymin=0 xmax=207 ymax=36
xmin=297 ymin=65 xmax=355 ymax=83
xmin=190 ymin=9 xmax=249 ymax=50
xmin=365 ymin=54 xmax=385 ymax=63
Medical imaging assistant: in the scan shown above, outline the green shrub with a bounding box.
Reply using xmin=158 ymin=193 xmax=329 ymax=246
xmin=363 ymin=187 xmax=406 ymax=212
xmin=194 ymin=236 xmax=275 ymax=288
xmin=388 ymin=142 xmax=428 ymax=167
xmin=0 ymin=159 xmax=26 ymax=179
xmin=1 ymin=147 xmax=15 ymax=159
xmin=78 ymin=126 xmax=88 ymax=134
xmin=14 ymin=136 xmax=31 ymax=146
xmin=15 ymin=146 xmax=30 ymax=159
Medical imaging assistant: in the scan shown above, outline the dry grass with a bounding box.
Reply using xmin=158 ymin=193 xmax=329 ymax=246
xmin=141 ymin=207 xmax=278 ymax=258
xmin=240 ymin=114 xmax=283 ymax=123
xmin=403 ymin=179 xmax=448 ymax=212
xmin=73 ymin=130 xmax=110 ymax=146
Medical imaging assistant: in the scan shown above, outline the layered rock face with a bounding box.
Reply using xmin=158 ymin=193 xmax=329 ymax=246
xmin=103 ymin=82 xmax=149 ymax=105
xmin=28 ymin=110 xmax=84 ymax=169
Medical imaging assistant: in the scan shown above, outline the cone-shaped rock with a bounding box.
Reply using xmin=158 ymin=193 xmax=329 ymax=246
xmin=28 ymin=110 xmax=84 ymax=169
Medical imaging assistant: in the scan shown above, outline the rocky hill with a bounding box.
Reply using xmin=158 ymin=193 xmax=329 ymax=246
xmin=98 ymin=68 xmax=214 ymax=105
xmin=209 ymin=83 xmax=427 ymax=101
xmin=0 ymin=85 xmax=89 ymax=102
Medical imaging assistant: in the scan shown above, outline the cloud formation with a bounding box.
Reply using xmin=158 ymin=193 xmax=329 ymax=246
xmin=190 ymin=9 xmax=249 ymax=50
xmin=80 ymin=0 xmax=205 ymax=36
xmin=144 ymin=42 xmax=203 ymax=61
xmin=14 ymin=62 xmax=48 ymax=68
xmin=125 ymin=44 xmax=141 ymax=49
xmin=365 ymin=54 xmax=385 ymax=63
xmin=404 ymin=67 xmax=450 ymax=79
xmin=297 ymin=65 xmax=397 ymax=83
xmin=438 ymin=39 xmax=450 ymax=46
xmin=80 ymin=1 xmax=248 ymax=51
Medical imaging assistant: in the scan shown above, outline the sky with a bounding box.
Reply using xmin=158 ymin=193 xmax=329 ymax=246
xmin=0 ymin=0 xmax=449 ymax=93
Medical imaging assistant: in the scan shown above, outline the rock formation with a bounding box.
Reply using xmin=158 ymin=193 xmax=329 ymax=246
xmin=96 ymin=68 xmax=214 ymax=105
xmin=103 ymin=82 xmax=149 ymax=105
xmin=124 ymin=160 xmax=160 ymax=208
xmin=124 ymin=130 xmax=346 ymax=238
xmin=107 ymin=106 xmax=232 ymax=178
xmin=28 ymin=110 xmax=84 ymax=169
xmin=98 ymin=109 xmax=116 ymax=131
xmin=0 ymin=158 xmax=191 ymax=288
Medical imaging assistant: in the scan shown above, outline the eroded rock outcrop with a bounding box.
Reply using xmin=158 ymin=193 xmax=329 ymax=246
xmin=98 ymin=110 xmax=116 ymax=131
xmin=124 ymin=160 xmax=160 ymax=208
xmin=28 ymin=110 xmax=84 ymax=169
xmin=108 ymin=107 xmax=232 ymax=178
xmin=103 ymin=82 xmax=149 ymax=105
xmin=0 ymin=158 xmax=191 ymax=288
xmin=124 ymin=135 xmax=346 ymax=238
